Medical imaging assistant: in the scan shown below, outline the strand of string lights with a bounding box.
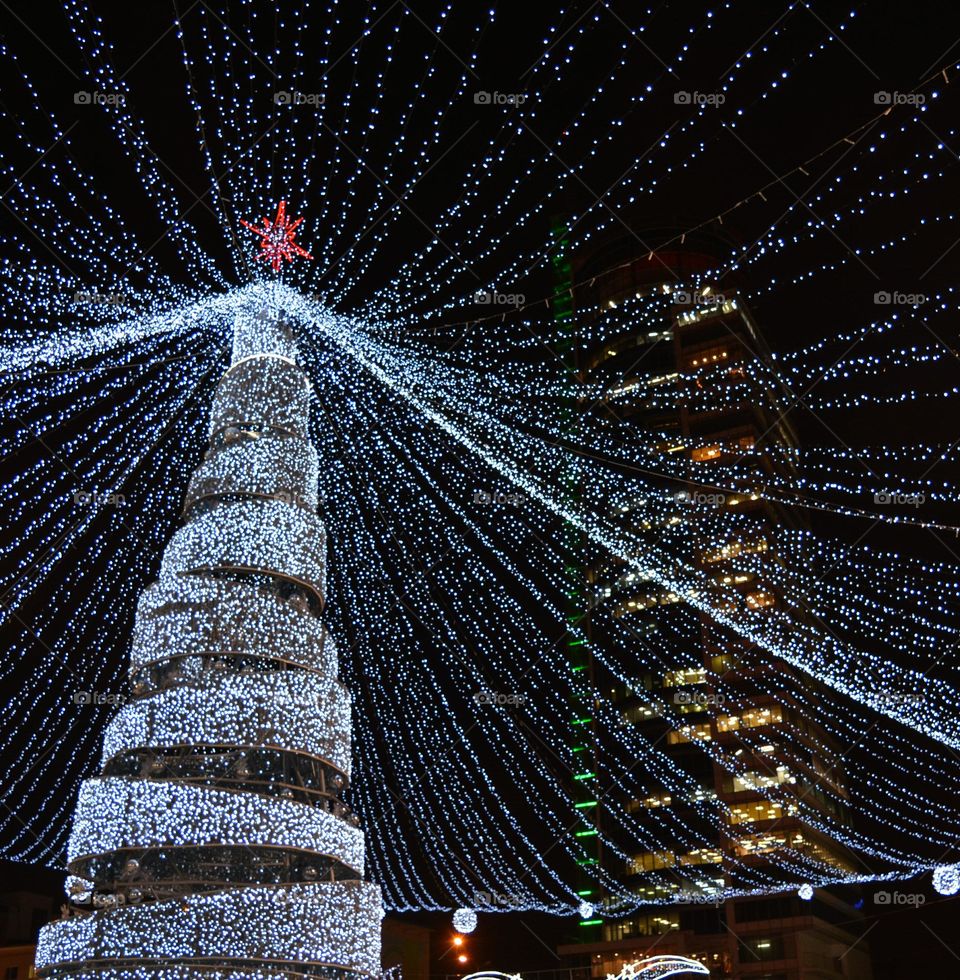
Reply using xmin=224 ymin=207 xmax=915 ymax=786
xmin=3 ymin=0 xmax=960 ymax=920
xmin=302 ymin=318 xmax=960 ymax=908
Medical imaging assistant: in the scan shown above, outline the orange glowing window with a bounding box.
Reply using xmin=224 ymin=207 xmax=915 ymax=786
xmin=691 ymin=444 xmax=722 ymax=462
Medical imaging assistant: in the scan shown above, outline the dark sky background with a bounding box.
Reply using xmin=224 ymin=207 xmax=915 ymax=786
xmin=3 ymin=0 xmax=960 ymax=975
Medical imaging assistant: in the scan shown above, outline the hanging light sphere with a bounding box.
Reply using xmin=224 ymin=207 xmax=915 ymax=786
xmin=798 ymin=884 xmax=814 ymax=901
xmin=578 ymin=900 xmax=596 ymax=919
xmin=933 ymin=865 xmax=960 ymax=896
xmin=452 ymin=908 xmax=477 ymax=934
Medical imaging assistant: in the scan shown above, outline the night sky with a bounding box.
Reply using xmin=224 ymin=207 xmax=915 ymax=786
xmin=3 ymin=1 xmax=960 ymax=976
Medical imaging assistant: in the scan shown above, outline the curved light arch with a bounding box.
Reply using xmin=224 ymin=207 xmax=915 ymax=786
xmin=611 ymin=958 xmax=710 ymax=979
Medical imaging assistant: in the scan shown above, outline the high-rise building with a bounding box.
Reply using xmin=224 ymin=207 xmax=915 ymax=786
xmin=37 ymin=305 xmax=383 ymax=979
xmin=557 ymin=233 xmax=874 ymax=980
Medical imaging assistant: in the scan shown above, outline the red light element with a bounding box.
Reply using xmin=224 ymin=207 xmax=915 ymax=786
xmin=452 ymin=937 xmax=464 ymax=947
xmin=240 ymin=201 xmax=313 ymax=272
xmin=457 ymin=955 xmax=468 ymax=964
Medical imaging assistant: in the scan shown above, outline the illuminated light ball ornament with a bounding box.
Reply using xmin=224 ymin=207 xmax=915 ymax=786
xmin=578 ymin=900 xmax=596 ymax=919
xmin=453 ymin=908 xmax=478 ymax=934
xmin=932 ymin=864 xmax=960 ymax=896
xmin=798 ymin=884 xmax=814 ymax=901
xmin=240 ymin=200 xmax=313 ymax=272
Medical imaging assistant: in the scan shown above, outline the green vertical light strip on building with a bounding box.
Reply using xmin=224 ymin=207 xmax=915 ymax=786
xmin=551 ymin=217 xmax=601 ymax=938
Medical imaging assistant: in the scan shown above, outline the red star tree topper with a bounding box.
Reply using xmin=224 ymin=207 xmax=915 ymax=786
xmin=240 ymin=200 xmax=313 ymax=272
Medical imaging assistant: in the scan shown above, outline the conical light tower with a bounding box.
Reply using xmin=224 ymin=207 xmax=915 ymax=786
xmin=38 ymin=303 xmax=383 ymax=979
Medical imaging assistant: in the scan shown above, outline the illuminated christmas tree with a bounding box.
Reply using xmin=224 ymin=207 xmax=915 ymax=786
xmin=37 ymin=298 xmax=382 ymax=979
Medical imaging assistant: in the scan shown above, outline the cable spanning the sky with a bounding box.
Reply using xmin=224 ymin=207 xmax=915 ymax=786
xmin=2 ymin=0 xmax=960 ymax=915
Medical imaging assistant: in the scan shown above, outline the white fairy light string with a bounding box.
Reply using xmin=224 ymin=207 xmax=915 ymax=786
xmin=1 ymin=0 xmax=959 ymax=924
xmin=7 ymin=277 xmax=960 ymax=911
